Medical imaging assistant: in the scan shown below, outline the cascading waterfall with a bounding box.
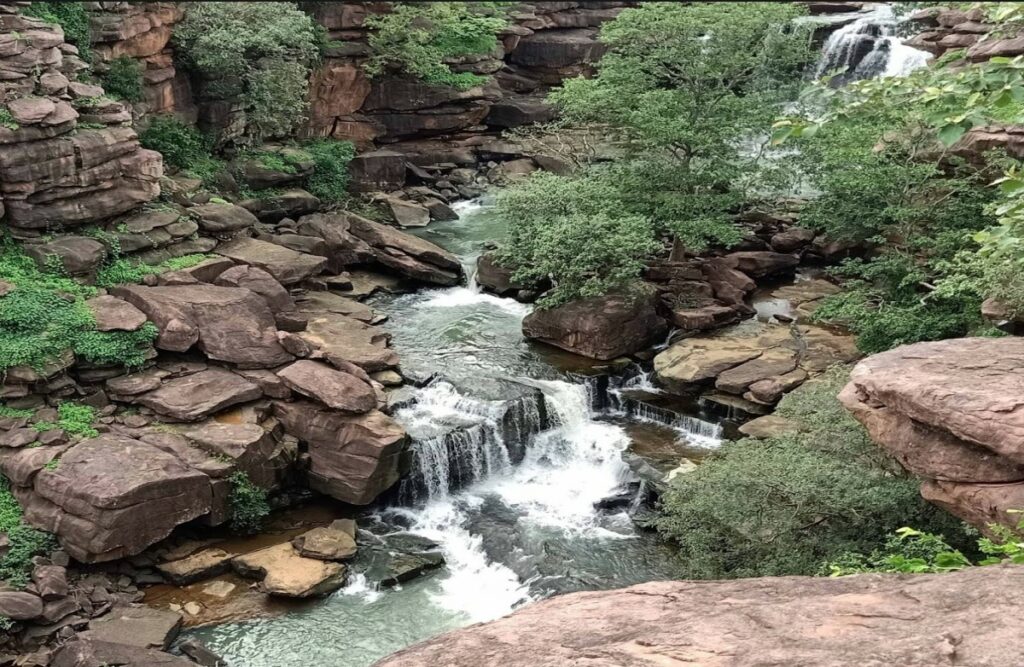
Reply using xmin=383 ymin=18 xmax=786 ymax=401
xmin=816 ymin=5 xmax=930 ymax=82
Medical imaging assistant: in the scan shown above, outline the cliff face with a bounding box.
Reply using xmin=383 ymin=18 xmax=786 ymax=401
xmin=0 ymin=4 xmax=162 ymax=235
xmin=376 ymin=565 xmax=1024 ymax=667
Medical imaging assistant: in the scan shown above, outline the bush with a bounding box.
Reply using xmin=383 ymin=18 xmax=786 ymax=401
xmin=364 ymin=2 xmax=509 ymax=90
xmin=303 ymin=139 xmax=355 ymax=205
xmin=228 ymin=471 xmax=270 ymax=535
xmin=22 ymin=2 xmax=91 ymax=62
xmin=0 ymin=477 xmax=56 ymax=589
xmin=95 ymin=254 xmax=210 ymax=288
xmin=174 ymin=3 xmax=319 ymax=142
xmin=824 ymin=528 xmax=972 ymax=576
xmin=653 ymin=368 xmax=969 ymax=579
xmin=101 ymin=56 xmax=143 ymax=103
xmin=139 ymin=116 xmax=224 ymax=183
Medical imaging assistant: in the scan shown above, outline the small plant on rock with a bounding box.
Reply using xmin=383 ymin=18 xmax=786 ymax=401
xmin=228 ymin=471 xmax=270 ymax=535
xmin=101 ymin=56 xmax=143 ymax=103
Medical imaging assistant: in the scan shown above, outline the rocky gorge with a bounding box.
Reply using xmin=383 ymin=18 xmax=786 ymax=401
xmin=1 ymin=1 xmax=1024 ymax=666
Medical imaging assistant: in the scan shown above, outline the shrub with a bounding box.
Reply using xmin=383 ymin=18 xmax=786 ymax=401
xmin=364 ymin=3 xmax=509 ymax=90
xmin=174 ymin=3 xmax=319 ymax=142
xmin=139 ymin=116 xmax=224 ymax=183
xmin=0 ymin=477 xmax=56 ymax=589
xmin=228 ymin=471 xmax=269 ymax=535
xmin=302 ymin=139 xmax=355 ymax=205
xmin=101 ymin=56 xmax=143 ymax=103
xmin=653 ymin=368 xmax=969 ymax=579
xmin=22 ymin=2 xmax=91 ymax=62
xmin=824 ymin=528 xmax=972 ymax=576
xmin=95 ymin=254 xmax=210 ymax=288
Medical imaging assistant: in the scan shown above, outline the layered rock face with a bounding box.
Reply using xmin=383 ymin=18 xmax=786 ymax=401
xmin=377 ymin=565 xmax=1024 ymax=667
xmin=0 ymin=6 xmax=163 ymax=234
xmin=840 ymin=337 xmax=1024 ymax=534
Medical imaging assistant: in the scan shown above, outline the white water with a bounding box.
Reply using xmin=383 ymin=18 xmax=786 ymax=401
xmin=816 ymin=5 xmax=930 ymax=81
xmin=420 ymin=286 xmax=533 ymax=316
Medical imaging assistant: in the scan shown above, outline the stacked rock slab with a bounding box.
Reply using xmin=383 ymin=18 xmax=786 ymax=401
xmin=0 ymin=6 xmax=162 ymax=234
xmin=840 ymin=337 xmax=1024 ymax=534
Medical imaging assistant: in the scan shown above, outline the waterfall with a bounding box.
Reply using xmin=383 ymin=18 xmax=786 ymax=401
xmin=816 ymin=5 xmax=930 ymax=83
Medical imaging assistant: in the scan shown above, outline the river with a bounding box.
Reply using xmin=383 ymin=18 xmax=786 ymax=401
xmin=187 ymin=199 xmax=723 ymax=666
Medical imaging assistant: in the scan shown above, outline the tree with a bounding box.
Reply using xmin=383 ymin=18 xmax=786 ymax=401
xmin=497 ymin=3 xmax=812 ymax=306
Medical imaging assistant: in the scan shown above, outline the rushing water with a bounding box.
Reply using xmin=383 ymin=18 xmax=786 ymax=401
xmin=815 ymin=4 xmax=930 ymax=82
xmin=190 ymin=201 xmax=716 ymax=666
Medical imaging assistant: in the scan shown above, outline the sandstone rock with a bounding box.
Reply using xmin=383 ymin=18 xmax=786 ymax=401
xmin=239 ymin=189 xmax=320 ymax=223
xmin=346 ymin=215 xmax=462 ymax=285
xmin=24 ymin=237 xmax=106 ymax=277
xmin=86 ymin=295 xmax=148 ymax=332
xmin=385 ymin=196 xmax=430 ymax=228
xmin=215 ymin=237 xmax=327 ymax=286
xmin=0 ymin=591 xmax=43 ymax=620
xmin=276 ymin=360 xmax=377 ymax=413
xmin=232 ymin=543 xmax=346 ymax=598
xmin=347 ymin=150 xmax=406 ymax=193
xmin=770 ymin=227 xmax=816 ymax=252
xmin=23 ymin=436 xmax=212 ymax=561
xmin=86 ymin=605 xmax=182 ymax=650
xmin=275 ymin=402 xmax=407 ymax=505
xmin=213 ymin=264 xmax=294 ymax=313
xmin=32 ymin=564 xmax=68 ymax=600
xmin=181 ymin=420 xmax=281 ymax=488
xmin=299 ymin=311 xmax=399 ymax=372
xmin=111 ymin=284 xmax=293 ymax=368
xmin=52 ymin=639 xmax=195 ymax=667
xmin=294 ymin=291 xmax=377 ymax=323
xmin=476 ymin=251 xmax=531 ymax=297
xmin=377 ymin=566 xmax=1024 ymax=667
xmin=190 ymin=202 xmax=259 ymax=235
xmin=723 ymin=250 xmax=799 ymax=279
xmin=523 ymin=289 xmax=668 ymax=361
xmin=136 ymin=368 xmax=262 ymax=421
xmin=292 ymin=526 xmax=358 ymax=561
xmin=738 ymin=414 xmax=801 ymax=439
xmin=156 ymin=548 xmax=232 ymax=586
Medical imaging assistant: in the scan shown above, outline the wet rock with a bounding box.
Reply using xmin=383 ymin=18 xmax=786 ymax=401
xmin=292 ymin=526 xmax=358 ymax=561
xmin=476 ymin=251 xmax=533 ymax=297
xmin=346 ymin=215 xmax=463 ymax=285
xmin=377 ymin=565 xmax=1024 ymax=667
xmin=522 ymin=289 xmax=668 ymax=360
xmin=215 ymin=237 xmax=327 ymax=285
xmin=85 ymin=295 xmax=148 ymax=332
xmin=275 ymin=402 xmax=407 ymax=505
xmin=136 ymin=368 xmax=261 ymax=421
xmin=111 ymin=285 xmax=293 ymax=368
xmin=276 ymin=360 xmax=377 ymax=413
xmin=85 ymin=605 xmax=183 ymax=650
xmin=232 ymin=543 xmax=346 ymax=598
xmin=156 ymin=548 xmax=232 ymax=586
xmin=0 ymin=591 xmax=43 ymax=620
xmin=178 ymin=637 xmax=225 ymax=667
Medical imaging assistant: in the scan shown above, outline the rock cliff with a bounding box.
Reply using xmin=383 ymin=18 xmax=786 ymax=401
xmin=376 ymin=564 xmax=1024 ymax=667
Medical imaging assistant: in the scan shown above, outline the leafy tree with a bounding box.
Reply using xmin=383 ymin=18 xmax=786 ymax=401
xmin=174 ymin=3 xmax=319 ymax=143
xmin=654 ymin=368 xmax=970 ymax=579
xmin=364 ymin=2 xmax=509 ymax=90
xmin=497 ymin=3 xmax=812 ymax=306
xmin=101 ymin=56 xmax=143 ymax=103
xmin=139 ymin=115 xmax=224 ymax=183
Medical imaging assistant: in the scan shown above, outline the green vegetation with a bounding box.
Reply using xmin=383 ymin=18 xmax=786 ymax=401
xmin=95 ymin=254 xmax=210 ymax=288
xmin=174 ymin=3 xmax=319 ymax=142
xmin=302 ymin=139 xmax=355 ymax=205
xmin=654 ymin=368 xmax=969 ymax=579
xmin=101 ymin=56 xmax=143 ymax=103
xmin=22 ymin=2 xmax=91 ymax=62
xmin=497 ymin=3 xmax=812 ymax=306
xmin=32 ymin=403 xmax=98 ymax=438
xmin=364 ymin=2 xmax=509 ymax=90
xmin=0 ymin=477 xmax=56 ymax=588
xmin=0 ymin=108 xmax=17 ymax=131
xmin=228 ymin=471 xmax=270 ymax=535
xmin=139 ymin=115 xmax=224 ymax=183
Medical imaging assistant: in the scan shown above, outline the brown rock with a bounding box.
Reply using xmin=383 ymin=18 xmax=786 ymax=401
xmin=24 ymin=237 xmax=106 ymax=277
xmin=136 ymin=368 xmax=261 ymax=422
xmin=190 ymin=202 xmax=259 ymax=234
xmin=52 ymin=638 xmax=195 ymax=667
xmin=291 ymin=526 xmax=357 ymax=561
xmin=377 ymin=566 xmax=1024 ymax=667
xmin=157 ymin=548 xmax=232 ymax=586
xmin=276 ymin=360 xmax=377 ymax=413
xmin=738 ymin=414 xmax=801 ymax=439
xmin=86 ymin=605 xmax=183 ymax=650
xmin=346 ymin=215 xmax=462 ymax=285
xmin=723 ymin=250 xmax=799 ymax=278
xmin=215 ymin=237 xmax=327 ymax=286
xmin=213 ymin=264 xmax=294 ymax=313
xmin=0 ymin=591 xmax=43 ymax=620
xmin=86 ymin=295 xmax=148 ymax=332
xmin=32 ymin=564 xmax=69 ymax=600
xmin=522 ymin=289 xmax=668 ymax=361
xmin=231 ymin=543 xmax=345 ymax=598
xmin=299 ymin=311 xmax=399 ymax=372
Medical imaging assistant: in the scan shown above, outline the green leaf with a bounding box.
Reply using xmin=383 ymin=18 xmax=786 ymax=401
xmin=937 ymin=123 xmax=967 ymax=146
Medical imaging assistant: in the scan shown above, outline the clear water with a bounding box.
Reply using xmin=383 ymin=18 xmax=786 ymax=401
xmin=189 ymin=201 xmax=703 ymax=667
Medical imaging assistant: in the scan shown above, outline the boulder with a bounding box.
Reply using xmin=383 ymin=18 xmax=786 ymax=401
xmin=276 ymin=360 xmax=377 ymax=413
xmin=181 ymin=421 xmax=281 ymax=488
xmin=299 ymin=311 xmax=399 ymax=372
xmin=156 ymin=548 xmax=233 ymax=586
xmin=347 ymin=150 xmax=406 ymax=193
xmin=275 ymin=402 xmax=407 ymax=505
xmin=346 ymin=215 xmax=463 ymax=285
xmin=522 ymin=289 xmax=667 ymax=360
xmin=32 ymin=564 xmax=69 ymax=600
xmin=385 ymin=197 xmax=430 ymax=228
xmin=52 ymin=639 xmax=195 ymax=667
xmin=738 ymin=414 xmax=802 ymax=439
xmin=190 ymin=202 xmax=260 ymax=235
xmin=213 ymin=264 xmax=294 ymax=313
xmin=136 ymin=368 xmax=262 ymax=421
xmin=231 ymin=543 xmax=346 ymax=598
xmin=111 ymin=284 xmax=293 ymax=368
xmin=24 ymin=237 xmax=106 ymax=277
xmin=0 ymin=591 xmax=43 ymax=620
xmin=377 ymin=566 xmax=1024 ymax=667
xmin=215 ymin=237 xmax=327 ymax=285
xmin=239 ymin=189 xmax=320 ymax=223
xmin=85 ymin=295 xmax=148 ymax=332
xmin=476 ymin=251 xmax=529 ymax=296
xmin=85 ymin=606 xmax=183 ymax=650
xmin=840 ymin=337 xmax=1024 ymax=533
xmin=292 ymin=526 xmax=358 ymax=561
xmin=23 ymin=436 xmax=212 ymax=561
xmin=723 ymin=251 xmax=799 ymax=279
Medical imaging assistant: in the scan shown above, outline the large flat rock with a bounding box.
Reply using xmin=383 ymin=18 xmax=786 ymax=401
xmin=136 ymin=368 xmax=262 ymax=421
xmin=215 ymin=237 xmax=327 ymax=285
xmin=232 ymin=543 xmax=346 ymax=598
xmin=346 ymin=215 xmax=462 ymax=286
xmin=276 ymin=360 xmax=377 ymax=413
xmin=377 ymin=565 xmax=1024 ymax=667
xmin=299 ymin=311 xmax=399 ymax=372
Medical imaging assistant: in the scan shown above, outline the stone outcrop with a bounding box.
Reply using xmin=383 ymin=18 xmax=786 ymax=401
xmin=522 ymin=289 xmax=668 ymax=360
xmin=232 ymin=542 xmax=347 ymax=598
xmin=377 ymin=565 xmax=1024 ymax=667
xmin=840 ymin=337 xmax=1024 ymax=534
xmin=0 ymin=11 xmax=162 ymax=234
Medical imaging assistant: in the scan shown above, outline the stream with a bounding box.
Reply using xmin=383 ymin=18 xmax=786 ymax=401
xmin=188 ymin=200 xmax=719 ymax=666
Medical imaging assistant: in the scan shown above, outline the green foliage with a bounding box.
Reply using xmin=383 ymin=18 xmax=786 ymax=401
xmin=654 ymin=368 xmax=968 ymax=579
xmin=0 ymin=241 xmax=157 ymax=372
xmin=364 ymin=2 xmax=509 ymax=90
xmin=95 ymin=254 xmax=209 ymax=288
xmin=139 ymin=116 xmax=224 ymax=183
xmin=175 ymin=3 xmax=319 ymax=142
xmin=824 ymin=527 xmax=972 ymax=575
xmin=101 ymin=56 xmax=143 ymax=103
xmin=32 ymin=402 xmax=98 ymax=438
xmin=23 ymin=2 xmax=91 ymax=62
xmin=0 ymin=108 xmax=17 ymax=131
xmin=228 ymin=471 xmax=270 ymax=535
xmin=0 ymin=477 xmax=55 ymax=589
xmin=302 ymin=139 xmax=355 ymax=205
xmin=497 ymin=3 xmax=811 ymax=307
